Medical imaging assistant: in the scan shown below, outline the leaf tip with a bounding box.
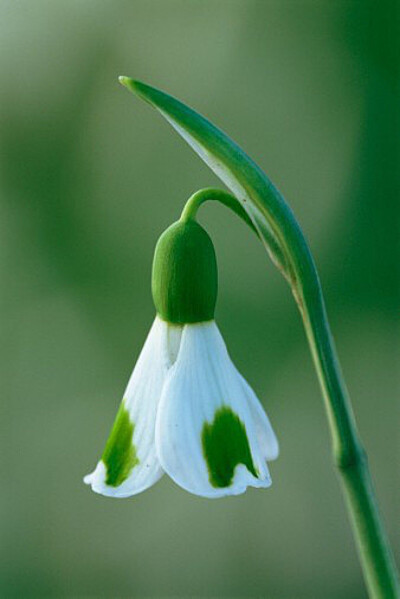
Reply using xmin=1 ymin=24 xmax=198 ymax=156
xmin=118 ymin=75 xmax=141 ymax=92
xmin=118 ymin=75 xmax=130 ymax=87
xmin=118 ymin=76 xmax=152 ymax=100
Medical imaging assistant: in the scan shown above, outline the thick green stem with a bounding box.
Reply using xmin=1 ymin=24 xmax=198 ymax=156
xmin=301 ymin=270 xmax=399 ymax=599
xmin=277 ymin=207 xmax=399 ymax=596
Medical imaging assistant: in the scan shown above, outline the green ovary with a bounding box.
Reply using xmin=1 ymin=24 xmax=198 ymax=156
xmin=102 ymin=400 xmax=139 ymax=487
xmin=202 ymin=406 xmax=258 ymax=488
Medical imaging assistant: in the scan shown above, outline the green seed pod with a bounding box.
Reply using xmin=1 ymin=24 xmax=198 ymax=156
xmin=152 ymin=219 xmax=218 ymax=324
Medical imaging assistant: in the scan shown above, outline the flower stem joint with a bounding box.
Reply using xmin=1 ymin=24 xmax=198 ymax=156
xmin=84 ymin=203 xmax=278 ymax=499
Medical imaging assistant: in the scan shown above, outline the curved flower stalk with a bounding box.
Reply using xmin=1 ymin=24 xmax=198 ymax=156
xmin=117 ymin=78 xmax=399 ymax=598
xmin=85 ymin=218 xmax=279 ymax=498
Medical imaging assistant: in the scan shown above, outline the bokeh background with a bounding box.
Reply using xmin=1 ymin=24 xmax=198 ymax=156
xmin=1 ymin=1 xmax=398 ymax=597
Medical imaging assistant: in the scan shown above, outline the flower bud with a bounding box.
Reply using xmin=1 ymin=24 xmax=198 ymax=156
xmin=152 ymin=219 xmax=218 ymax=324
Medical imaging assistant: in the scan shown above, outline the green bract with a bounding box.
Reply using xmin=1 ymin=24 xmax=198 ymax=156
xmin=152 ymin=219 xmax=218 ymax=324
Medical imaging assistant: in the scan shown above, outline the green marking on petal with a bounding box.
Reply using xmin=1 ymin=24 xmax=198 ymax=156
xmin=102 ymin=400 xmax=139 ymax=487
xmin=201 ymin=406 xmax=257 ymax=488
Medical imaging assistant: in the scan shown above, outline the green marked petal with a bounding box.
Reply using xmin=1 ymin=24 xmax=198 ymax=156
xmin=102 ymin=400 xmax=139 ymax=487
xmin=202 ymin=406 xmax=257 ymax=488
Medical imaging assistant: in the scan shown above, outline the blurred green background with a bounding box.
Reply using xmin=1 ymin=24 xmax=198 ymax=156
xmin=1 ymin=1 xmax=398 ymax=597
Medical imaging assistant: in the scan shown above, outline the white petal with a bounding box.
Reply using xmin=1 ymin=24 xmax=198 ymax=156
xmin=237 ymin=374 xmax=279 ymax=461
xmin=155 ymin=321 xmax=277 ymax=498
xmin=84 ymin=317 xmax=182 ymax=497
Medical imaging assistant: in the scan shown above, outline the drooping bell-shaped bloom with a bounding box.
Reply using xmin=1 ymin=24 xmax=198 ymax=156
xmin=84 ymin=218 xmax=278 ymax=498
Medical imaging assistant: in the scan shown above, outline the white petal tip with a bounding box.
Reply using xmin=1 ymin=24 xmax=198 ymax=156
xmin=83 ymin=461 xmax=124 ymax=497
xmin=83 ymin=461 xmax=106 ymax=491
xmin=83 ymin=460 xmax=163 ymax=498
xmin=265 ymin=441 xmax=279 ymax=462
xmin=224 ymin=464 xmax=272 ymax=497
xmin=83 ymin=473 xmax=93 ymax=485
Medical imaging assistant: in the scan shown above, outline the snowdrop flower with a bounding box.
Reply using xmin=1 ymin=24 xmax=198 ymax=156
xmin=84 ymin=217 xmax=278 ymax=498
